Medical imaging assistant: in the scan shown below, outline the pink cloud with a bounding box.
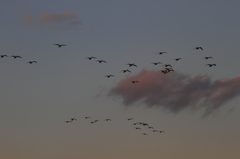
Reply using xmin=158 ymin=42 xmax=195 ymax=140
xmin=23 ymin=11 xmax=82 ymax=30
xmin=109 ymin=69 xmax=240 ymax=117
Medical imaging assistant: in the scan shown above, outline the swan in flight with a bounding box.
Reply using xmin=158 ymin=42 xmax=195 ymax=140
xmin=11 ymin=55 xmax=22 ymax=59
xmin=96 ymin=60 xmax=107 ymax=63
xmin=127 ymin=63 xmax=137 ymax=67
xmin=205 ymin=64 xmax=216 ymax=67
xmin=120 ymin=69 xmax=131 ymax=73
xmin=204 ymin=56 xmax=213 ymax=59
xmin=156 ymin=52 xmax=167 ymax=55
xmin=27 ymin=61 xmax=37 ymax=64
xmin=0 ymin=55 xmax=8 ymax=58
xmin=86 ymin=56 xmax=96 ymax=60
xmin=105 ymin=75 xmax=115 ymax=78
xmin=193 ymin=47 xmax=203 ymax=51
xmin=54 ymin=44 xmax=66 ymax=48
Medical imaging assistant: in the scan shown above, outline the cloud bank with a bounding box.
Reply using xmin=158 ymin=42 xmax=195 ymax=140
xmin=23 ymin=11 xmax=82 ymax=30
xmin=109 ymin=70 xmax=240 ymax=117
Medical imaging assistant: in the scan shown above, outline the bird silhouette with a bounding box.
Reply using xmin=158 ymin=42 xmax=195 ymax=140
xmin=96 ymin=60 xmax=107 ymax=63
xmin=193 ymin=47 xmax=203 ymax=51
xmin=174 ymin=58 xmax=182 ymax=61
xmin=27 ymin=61 xmax=37 ymax=64
xmin=105 ymin=119 xmax=112 ymax=121
xmin=205 ymin=64 xmax=216 ymax=67
xmin=71 ymin=118 xmax=77 ymax=121
xmin=159 ymin=131 xmax=165 ymax=133
xmin=54 ymin=44 xmax=66 ymax=48
xmin=105 ymin=75 xmax=115 ymax=78
xmin=127 ymin=63 xmax=137 ymax=67
xmin=66 ymin=121 xmax=72 ymax=123
xmin=204 ymin=56 xmax=213 ymax=59
xmin=152 ymin=62 xmax=162 ymax=65
xmin=131 ymin=81 xmax=139 ymax=83
xmin=163 ymin=64 xmax=172 ymax=67
xmin=127 ymin=118 xmax=133 ymax=121
xmin=156 ymin=52 xmax=167 ymax=55
xmin=120 ymin=69 xmax=131 ymax=73
xmin=135 ymin=127 xmax=141 ymax=130
xmin=84 ymin=116 xmax=91 ymax=119
xmin=0 ymin=55 xmax=8 ymax=58
xmin=11 ymin=55 xmax=22 ymax=59
xmin=142 ymin=133 xmax=148 ymax=136
xmin=86 ymin=56 xmax=97 ymax=60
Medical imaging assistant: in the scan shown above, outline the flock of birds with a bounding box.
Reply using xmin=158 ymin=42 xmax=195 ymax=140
xmin=1 ymin=44 xmax=217 ymax=137
xmin=65 ymin=116 xmax=165 ymax=136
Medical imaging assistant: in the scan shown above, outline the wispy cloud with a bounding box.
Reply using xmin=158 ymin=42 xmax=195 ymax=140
xmin=23 ymin=11 xmax=82 ymax=30
xmin=109 ymin=69 xmax=240 ymax=117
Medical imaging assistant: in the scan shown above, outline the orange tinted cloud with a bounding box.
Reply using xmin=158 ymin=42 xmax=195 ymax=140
xmin=109 ymin=69 xmax=240 ymax=117
xmin=23 ymin=11 xmax=82 ymax=29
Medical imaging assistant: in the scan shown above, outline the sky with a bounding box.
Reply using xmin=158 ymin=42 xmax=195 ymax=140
xmin=0 ymin=0 xmax=240 ymax=159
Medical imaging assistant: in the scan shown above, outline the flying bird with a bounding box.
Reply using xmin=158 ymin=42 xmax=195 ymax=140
xmin=120 ymin=69 xmax=131 ymax=73
xmin=105 ymin=75 xmax=115 ymax=78
xmin=135 ymin=127 xmax=141 ymax=130
xmin=0 ymin=55 xmax=8 ymax=58
xmin=66 ymin=121 xmax=72 ymax=123
xmin=163 ymin=64 xmax=172 ymax=67
xmin=159 ymin=131 xmax=165 ymax=133
xmin=131 ymin=81 xmax=139 ymax=83
xmin=127 ymin=63 xmax=137 ymax=67
xmin=86 ymin=56 xmax=97 ymax=60
xmin=54 ymin=44 xmax=66 ymax=48
xmin=127 ymin=118 xmax=133 ymax=121
xmin=152 ymin=62 xmax=162 ymax=65
xmin=204 ymin=56 xmax=213 ymax=59
xmin=96 ymin=60 xmax=107 ymax=63
xmin=142 ymin=133 xmax=148 ymax=136
xmin=84 ymin=116 xmax=91 ymax=119
xmin=205 ymin=64 xmax=216 ymax=67
xmin=174 ymin=58 xmax=182 ymax=61
xmin=193 ymin=47 xmax=203 ymax=51
xmin=71 ymin=118 xmax=77 ymax=121
xmin=27 ymin=61 xmax=37 ymax=64
xmin=153 ymin=130 xmax=158 ymax=132
xmin=156 ymin=52 xmax=167 ymax=55
xmin=105 ymin=119 xmax=112 ymax=121
xmin=11 ymin=55 xmax=22 ymax=59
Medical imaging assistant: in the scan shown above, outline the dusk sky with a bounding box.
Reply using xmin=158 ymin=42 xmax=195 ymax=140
xmin=1 ymin=1 xmax=240 ymax=159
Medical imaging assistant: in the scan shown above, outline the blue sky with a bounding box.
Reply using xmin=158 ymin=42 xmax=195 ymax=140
xmin=0 ymin=1 xmax=240 ymax=159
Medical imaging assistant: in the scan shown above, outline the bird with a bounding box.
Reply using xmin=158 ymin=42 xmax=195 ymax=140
xmin=86 ymin=56 xmax=96 ymax=60
xmin=27 ymin=61 xmax=37 ymax=64
xmin=84 ymin=116 xmax=91 ymax=119
xmin=131 ymin=81 xmax=139 ymax=83
xmin=96 ymin=60 xmax=107 ymax=63
xmin=127 ymin=63 xmax=137 ymax=67
xmin=193 ymin=47 xmax=203 ymax=51
xmin=105 ymin=119 xmax=112 ymax=121
xmin=148 ymin=126 xmax=154 ymax=129
xmin=156 ymin=52 xmax=167 ymax=55
xmin=105 ymin=75 xmax=115 ymax=78
xmin=159 ymin=131 xmax=165 ymax=133
xmin=135 ymin=127 xmax=141 ymax=130
xmin=66 ymin=121 xmax=72 ymax=123
xmin=205 ymin=64 xmax=216 ymax=67
xmin=127 ymin=118 xmax=133 ymax=121
xmin=11 ymin=55 xmax=22 ymax=59
xmin=152 ymin=62 xmax=162 ymax=65
xmin=142 ymin=133 xmax=148 ymax=136
xmin=120 ymin=69 xmax=131 ymax=73
xmin=70 ymin=118 xmax=77 ymax=121
xmin=174 ymin=58 xmax=182 ymax=61
xmin=163 ymin=64 xmax=172 ymax=67
xmin=54 ymin=44 xmax=66 ymax=48
xmin=0 ymin=55 xmax=8 ymax=58
xmin=204 ymin=56 xmax=213 ymax=59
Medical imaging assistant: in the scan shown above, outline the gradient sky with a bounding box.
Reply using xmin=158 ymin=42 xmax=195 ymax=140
xmin=1 ymin=1 xmax=240 ymax=159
